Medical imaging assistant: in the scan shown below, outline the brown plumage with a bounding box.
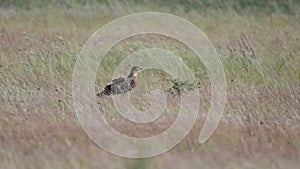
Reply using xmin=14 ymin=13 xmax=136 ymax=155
xmin=96 ymin=66 xmax=142 ymax=97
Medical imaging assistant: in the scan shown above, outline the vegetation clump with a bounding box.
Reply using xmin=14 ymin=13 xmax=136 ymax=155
xmin=168 ymin=78 xmax=201 ymax=95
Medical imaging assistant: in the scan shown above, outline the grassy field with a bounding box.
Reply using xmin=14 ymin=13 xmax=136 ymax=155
xmin=0 ymin=0 xmax=300 ymax=169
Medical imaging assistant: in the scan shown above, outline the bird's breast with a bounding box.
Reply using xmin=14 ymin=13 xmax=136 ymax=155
xmin=130 ymin=76 xmax=137 ymax=88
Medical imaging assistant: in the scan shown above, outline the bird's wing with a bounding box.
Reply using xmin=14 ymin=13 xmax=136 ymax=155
xmin=112 ymin=77 xmax=125 ymax=83
xmin=110 ymin=78 xmax=132 ymax=94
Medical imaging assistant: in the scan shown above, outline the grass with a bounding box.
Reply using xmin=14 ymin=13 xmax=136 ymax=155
xmin=0 ymin=1 xmax=300 ymax=169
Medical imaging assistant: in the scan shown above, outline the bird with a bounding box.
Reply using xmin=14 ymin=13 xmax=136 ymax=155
xmin=96 ymin=66 xmax=143 ymax=97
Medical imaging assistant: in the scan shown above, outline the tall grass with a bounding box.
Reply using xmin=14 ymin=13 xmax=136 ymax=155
xmin=0 ymin=2 xmax=299 ymax=169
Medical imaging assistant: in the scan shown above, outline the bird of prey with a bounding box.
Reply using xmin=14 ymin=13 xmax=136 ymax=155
xmin=96 ymin=66 xmax=143 ymax=97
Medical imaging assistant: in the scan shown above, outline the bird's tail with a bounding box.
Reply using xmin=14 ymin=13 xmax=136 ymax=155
xmin=96 ymin=90 xmax=110 ymax=97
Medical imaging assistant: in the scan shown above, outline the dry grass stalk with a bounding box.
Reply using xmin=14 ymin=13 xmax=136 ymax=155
xmin=224 ymin=33 xmax=258 ymax=60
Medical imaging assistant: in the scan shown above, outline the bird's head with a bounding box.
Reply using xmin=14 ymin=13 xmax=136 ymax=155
xmin=131 ymin=66 xmax=143 ymax=75
xmin=127 ymin=66 xmax=143 ymax=78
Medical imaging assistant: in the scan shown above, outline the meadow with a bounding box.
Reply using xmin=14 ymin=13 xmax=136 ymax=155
xmin=0 ymin=0 xmax=299 ymax=169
